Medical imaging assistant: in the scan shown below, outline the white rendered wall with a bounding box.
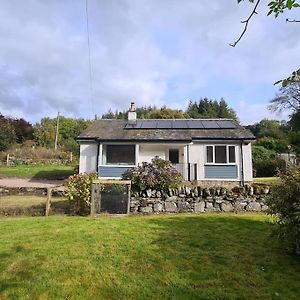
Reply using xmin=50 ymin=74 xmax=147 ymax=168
xmin=79 ymin=143 xmax=98 ymax=173
xmin=138 ymin=144 xmax=167 ymax=163
xmin=242 ymin=143 xmax=253 ymax=182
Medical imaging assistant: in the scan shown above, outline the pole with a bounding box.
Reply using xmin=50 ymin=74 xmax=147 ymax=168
xmin=54 ymin=112 xmax=60 ymax=150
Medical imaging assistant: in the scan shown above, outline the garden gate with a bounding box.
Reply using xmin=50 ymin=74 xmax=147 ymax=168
xmin=90 ymin=179 xmax=131 ymax=215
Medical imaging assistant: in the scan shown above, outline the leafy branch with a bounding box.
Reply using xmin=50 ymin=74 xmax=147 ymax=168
xmin=231 ymin=0 xmax=300 ymax=47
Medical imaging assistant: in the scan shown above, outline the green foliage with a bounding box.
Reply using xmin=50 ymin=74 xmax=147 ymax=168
xmin=252 ymin=145 xmax=286 ymax=177
xmin=101 ymin=99 xmax=238 ymax=120
xmin=256 ymin=136 xmax=289 ymax=152
xmin=0 ymin=118 xmax=16 ymax=151
xmin=65 ymin=173 xmax=97 ymax=215
xmin=33 ymin=117 xmax=93 ymax=154
xmin=186 ymin=98 xmax=238 ymax=120
xmin=123 ymin=157 xmax=182 ymax=191
xmin=267 ymin=165 xmax=300 ymax=255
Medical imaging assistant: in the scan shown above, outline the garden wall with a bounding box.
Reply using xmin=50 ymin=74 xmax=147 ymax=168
xmin=130 ymin=184 xmax=270 ymax=214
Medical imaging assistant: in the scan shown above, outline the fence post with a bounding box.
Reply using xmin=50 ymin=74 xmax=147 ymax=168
xmin=91 ymin=183 xmax=96 ymax=216
xmin=45 ymin=187 xmax=52 ymax=216
xmin=6 ymin=154 xmax=10 ymax=166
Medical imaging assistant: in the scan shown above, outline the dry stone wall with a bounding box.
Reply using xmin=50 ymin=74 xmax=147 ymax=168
xmin=130 ymin=184 xmax=270 ymax=214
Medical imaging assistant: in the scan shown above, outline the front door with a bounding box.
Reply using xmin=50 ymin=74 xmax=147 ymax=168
xmin=169 ymin=149 xmax=179 ymax=164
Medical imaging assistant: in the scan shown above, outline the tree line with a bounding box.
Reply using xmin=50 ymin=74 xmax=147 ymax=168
xmin=0 ymin=84 xmax=299 ymax=173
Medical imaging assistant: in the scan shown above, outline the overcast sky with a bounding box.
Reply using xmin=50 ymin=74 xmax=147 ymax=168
xmin=0 ymin=0 xmax=299 ymax=125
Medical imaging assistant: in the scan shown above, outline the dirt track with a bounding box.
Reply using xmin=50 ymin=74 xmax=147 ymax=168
xmin=0 ymin=178 xmax=65 ymax=188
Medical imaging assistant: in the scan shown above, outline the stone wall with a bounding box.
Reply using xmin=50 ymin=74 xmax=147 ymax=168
xmin=130 ymin=184 xmax=270 ymax=214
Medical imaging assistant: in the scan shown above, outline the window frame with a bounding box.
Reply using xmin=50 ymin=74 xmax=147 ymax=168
xmin=205 ymin=145 xmax=236 ymax=165
xmin=102 ymin=144 xmax=137 ymax=166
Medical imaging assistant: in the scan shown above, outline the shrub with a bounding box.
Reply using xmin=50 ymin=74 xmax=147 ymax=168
xmin=267 ymin=165 xmax=300 ymax=255
xmin=65 ymin=173 xmax=97 ymax=215
xmin=252 ymin=145 xmax=286 ymax=177
xmin=123 ymin=157 xmax=182 ymax=192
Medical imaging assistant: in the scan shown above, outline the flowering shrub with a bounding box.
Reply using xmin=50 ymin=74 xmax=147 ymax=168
xmin=65 ymin=172 xmax=97 ymax=215
xmin=123 ymin=157 xmax=182 ymax=191
xmin=267 ymin=164 xmax=300 ymax=255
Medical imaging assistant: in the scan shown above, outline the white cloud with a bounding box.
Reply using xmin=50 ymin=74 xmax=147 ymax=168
xmin=0 ymin=0 xmax=298 ymax=123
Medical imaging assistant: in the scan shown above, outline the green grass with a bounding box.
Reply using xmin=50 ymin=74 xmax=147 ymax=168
xmin=253 ymin=177 xmax=279 ymax=184
xmin=0 ymin=164 xmax=76 ymax=179
xmin=0 ymin=195 xmax=64 ymax=208
xmin=0 ymin=214 xmax=299 ymax=299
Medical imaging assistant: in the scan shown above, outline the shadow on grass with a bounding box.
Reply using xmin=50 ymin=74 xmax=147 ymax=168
xmin=30 ymin=169 xmax=75 ymax=180
xmin=0 ymin=245 xmax=44 ymax=295
xmin=99 ymin=214 xmax=300 ymax=299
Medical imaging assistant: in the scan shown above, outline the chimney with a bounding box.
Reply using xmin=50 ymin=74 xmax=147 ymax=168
xmin=128 ymin=101 xmax=137 ymax=123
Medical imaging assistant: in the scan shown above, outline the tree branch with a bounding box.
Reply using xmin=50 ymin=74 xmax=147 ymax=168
xmin=230 ymin=0 xmax=261 ymax=47
xmin=286 ymin=18 xmax=300 ymax=22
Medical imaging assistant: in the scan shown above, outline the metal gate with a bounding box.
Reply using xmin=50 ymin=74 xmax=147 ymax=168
xmin=90 ymin=180 xmax=131 ymax=215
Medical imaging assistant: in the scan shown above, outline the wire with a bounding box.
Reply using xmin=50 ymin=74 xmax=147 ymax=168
xmin=85 ymin=0 xmax=95 ymax=117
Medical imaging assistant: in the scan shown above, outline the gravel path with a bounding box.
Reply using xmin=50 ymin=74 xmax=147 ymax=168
xmin=0 ymin=178 xmax=65 ymax=188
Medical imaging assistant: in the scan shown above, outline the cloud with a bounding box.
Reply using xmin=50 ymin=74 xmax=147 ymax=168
xmin=0 ymin=0 xmax=298 ymax=123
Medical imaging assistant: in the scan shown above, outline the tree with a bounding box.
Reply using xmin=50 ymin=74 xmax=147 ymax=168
xmin=0 ymin=117 xmax=16 ymax=151
xmin=269 ymin=81 xmax=300 ymax=113
xmin=232 ymin=0 xmax=300 ymax=48
xmin=186 ymin=98 xmax=238 ymax=120
xmin=234 ymin=1 xmax=300 ymax=86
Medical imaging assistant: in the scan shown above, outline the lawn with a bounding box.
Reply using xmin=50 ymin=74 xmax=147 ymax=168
xmin=0 ymin=214 xmax=300 ymax=300
xmin=253 ymin=177 xmax=279 ymax=184
xmin=0 ymin=164 xmax=76 ymax=179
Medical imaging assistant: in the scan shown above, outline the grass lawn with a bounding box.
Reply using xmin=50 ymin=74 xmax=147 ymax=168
xmin=0 ymin=195 xmax=63 ymax=208
xmin=0 ymin=214 xmax=300 ymax=299
xmin=253 ymin=177 xmax=279 ymax=184
xmin=0 ymin=164 xmax=76 ymax=179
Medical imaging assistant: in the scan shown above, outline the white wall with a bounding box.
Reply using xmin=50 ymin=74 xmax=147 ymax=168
xmin=242 ymin=143 xmax=253 ymax=182
xmin=189 ymin=141 xmax=253 ymax=182
xmin=138 ymin=144 xmax=167 ymax=163
xmin=79 ymin=142 xmax=98 ymax=173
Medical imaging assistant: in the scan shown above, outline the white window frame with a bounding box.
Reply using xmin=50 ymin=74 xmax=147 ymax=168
xmin=100 ymin=143 xmax=138 ymax=167
xmin=205 ymin=145 xmax=236 ymax=165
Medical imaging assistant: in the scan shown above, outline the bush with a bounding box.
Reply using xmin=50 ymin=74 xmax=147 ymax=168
xmin=65 ymin=173 xmax=97 ymax=215
xmin=123 ymin=157 xmax=182 ymax=192
xmin=267 ymin=165 xmax=300 ymax=255
xmin=252 ymin=145 xmax=286 ymax=177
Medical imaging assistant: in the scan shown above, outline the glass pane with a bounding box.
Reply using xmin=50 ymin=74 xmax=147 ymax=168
xmin=215 ymin=146 xmax=227 ymax=163
xmin=229 ymin=146 xmax=236 ymax=163
xmin=106 ymin=145 xmax=135 ymax=165
xmin=206 ymin=146 xmax=213 ymax=163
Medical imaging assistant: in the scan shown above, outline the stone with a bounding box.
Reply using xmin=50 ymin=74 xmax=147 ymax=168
xmin=177 ymin=201 xmax=191 ymax=212
xmin=220 ymin=202 xmax=234 ymax=212
xmin=235 ymin=202 xmax=247 ymax=211
xmin=139 ymin=206 xmax=153 ymax=214
xmin=203 ymin=188 xmax=210 ymax=197
xmin=165 ymin=196 xmax=178 ymax=202
xmin=185 ymin=186 xmax=191 ymax=196
xmin=245 ymin=202 xmax=262 ymax=212
xmin=193 ymin=188 xmax=199 ymax=197
xmin=262 ymin=186 xmax=270 ymax=194
xmin=214 ymin=197 xmax=223 ymax=204
xmin=205 ymin=202 xmax=214 ymax=210
xmin=248 ymin=186 xmax=254 ymax=196
xmin=220 ymin=187 xmax=227 ymax=196
xmin=168 ymin=188 xmax=173 ymax=197
xmin=261 ymin=205 xmax=269 ymax=212
xmin=146 ymin=189 xmax=152 ymax=198
xmin=213 ymin=203 xmax=221 ymax=211
xmin=197 ymin=186 xmax=202 ymax=196
xmin=153 ymin=203 xmax=163 ymax=212
xmin=156 ymin=191 xmax=162 ymax=198
xmin=165 ymin=202 xmax=178 ymax=212
xmin=151 ymin=189 xmax=157 ymax=197
xmin=194 ymin=201 xmax=205 ymax=213
xmin=178 ymin=194 xmax=186 ymax=198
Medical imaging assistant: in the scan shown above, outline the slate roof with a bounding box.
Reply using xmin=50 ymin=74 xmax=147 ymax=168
xmin=77 ymin=119 xmax=255 ymax=142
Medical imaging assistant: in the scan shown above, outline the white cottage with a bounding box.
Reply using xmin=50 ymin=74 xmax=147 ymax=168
xmin=77 ymin=103 xmax=255 ymax=185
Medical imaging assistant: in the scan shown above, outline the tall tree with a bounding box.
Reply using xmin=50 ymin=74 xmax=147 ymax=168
xmin=0 ymin=116 xmax=16 ymax=151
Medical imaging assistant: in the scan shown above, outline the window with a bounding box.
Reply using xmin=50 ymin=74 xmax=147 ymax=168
xmin=206 ymin=145 xmax=236 ymax=164
xmin=103 ymin=145 xmax=135 ymax=165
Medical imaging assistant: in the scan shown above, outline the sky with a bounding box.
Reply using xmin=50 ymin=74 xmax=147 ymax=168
xmin=0 ymin=0 xmax=299 ymax=125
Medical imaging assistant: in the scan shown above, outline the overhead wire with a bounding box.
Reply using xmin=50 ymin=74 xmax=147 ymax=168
xmin=85 ymin=0 xmax=95 ymax=117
